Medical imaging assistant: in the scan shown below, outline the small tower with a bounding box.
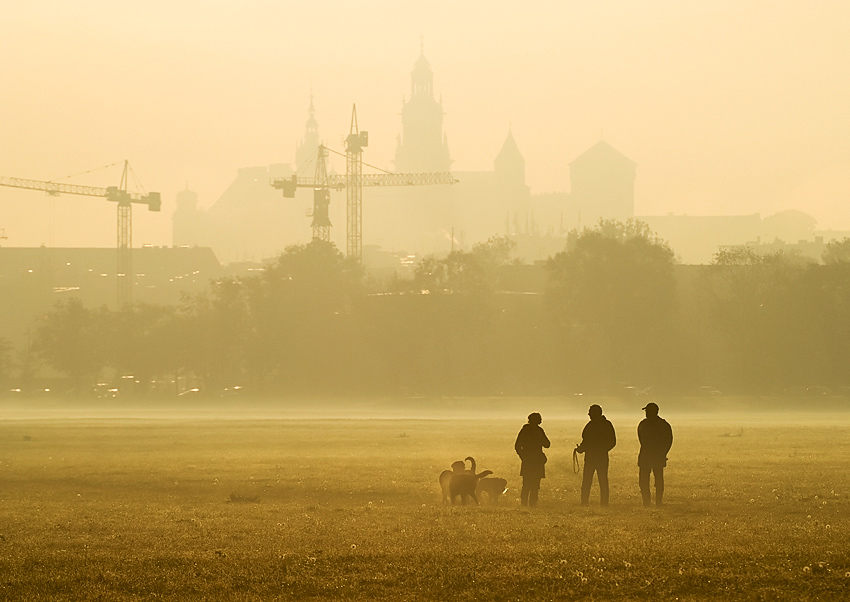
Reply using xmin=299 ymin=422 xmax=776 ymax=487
xmin=494 ymin=128 xmax=529 ymax=201
xmin=172 ymin=184 xmax=204 ymax=247
xmin=393 ymin=45 xmax=451 ymax=173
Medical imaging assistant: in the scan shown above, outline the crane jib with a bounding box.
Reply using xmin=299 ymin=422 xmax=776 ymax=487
xmin=270 ymin=172 xmax=456 ymax=195
xmin=0 ymin=177 xmax=160 ymax=211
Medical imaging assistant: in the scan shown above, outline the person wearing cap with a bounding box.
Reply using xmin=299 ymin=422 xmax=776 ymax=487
xmin=514 ymin=412 xmax=550 ymax=507
xmin=575 ymin=404 xmax=617 ymax=506
xmin=638 ymin=402 xmax=673 ymax=507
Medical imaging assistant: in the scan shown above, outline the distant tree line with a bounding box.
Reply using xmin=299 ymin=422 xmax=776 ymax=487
xmin=12 ymin=225 xmax=850 ymax=398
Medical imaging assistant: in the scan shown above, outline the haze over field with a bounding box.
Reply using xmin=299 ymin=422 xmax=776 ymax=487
xmin=1 ymin=1 xmax=849 ymax=248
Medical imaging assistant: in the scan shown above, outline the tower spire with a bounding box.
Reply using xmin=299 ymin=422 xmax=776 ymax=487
xmin=394 ymin=44 xmax=451 ymax=172
xmin=296 ymin=92 xmax=321 ymax=171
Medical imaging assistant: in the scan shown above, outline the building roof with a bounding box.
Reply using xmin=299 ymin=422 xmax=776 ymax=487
xmin=569 ymin=140 xmax=636 ymax=167
xmin=413 ymin=39 xmax=432 ymax=75
xmin=495 ymin=129 xmax=525 ymax=166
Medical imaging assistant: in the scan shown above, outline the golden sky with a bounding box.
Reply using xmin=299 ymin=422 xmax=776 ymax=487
xmin=1 ymin=1 xmax=849 ymax=248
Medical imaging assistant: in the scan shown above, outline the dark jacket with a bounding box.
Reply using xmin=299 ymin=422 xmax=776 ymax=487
xmin=637 ymin=416 xmax=673 ymax=468
xmin=515 ymin=424 xmax=551 ymax=479
xmin=576 ymin=416 xmax=616 ymax=458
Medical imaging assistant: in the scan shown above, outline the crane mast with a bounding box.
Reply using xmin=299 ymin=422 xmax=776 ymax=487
xmin=345 ymin=105 xmax=367 ymax=260
xmin=0 ymin=160 xmax=161 ymax=307
xmin=311 ymin=145 xmax=332 ymax=242
xmin=116 ymin=161 xmax=133 ymax=307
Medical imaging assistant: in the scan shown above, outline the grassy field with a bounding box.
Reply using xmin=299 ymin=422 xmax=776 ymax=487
xmin=1 ymin=397 xmax=849 ymax=601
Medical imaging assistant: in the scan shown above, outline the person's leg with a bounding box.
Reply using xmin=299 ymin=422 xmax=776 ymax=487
xmin=654 ymin=466 xmax=664 ymax=507
xmin=639 ymin=465 xmax=651 ymax=507
xmin=529 ymin=477 xmax=541 ymax=507
xmin=521 ymin=477 xmax=529 ymax=506
xmin=580 ymin=459 xmax=595 ymax=506
xmin=598 ymin=456 xmax=610 ymax=507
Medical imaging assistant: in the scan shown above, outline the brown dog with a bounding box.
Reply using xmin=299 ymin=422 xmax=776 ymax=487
xmin=439 ymin=456 xmax=493 ymax=505
xmin=476 ymin=477 xmax=508 ymax=504
xmin=439 ymin=460 xmax=468 ymax=504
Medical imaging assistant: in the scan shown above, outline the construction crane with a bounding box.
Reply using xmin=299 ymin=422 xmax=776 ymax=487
xmin=309 ymin=144 xmax=334 ymax=242
xmin=0 ymin=160 xmax=161 ymax=306
xmin=272 ymin=104 xmax=456 ymax=261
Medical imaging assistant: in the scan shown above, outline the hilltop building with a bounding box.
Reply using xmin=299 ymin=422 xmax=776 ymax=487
xmin=172 ymin=52 xmax=537 ymax=262
xmin=170 ymin=48 xmax=838 ymax=266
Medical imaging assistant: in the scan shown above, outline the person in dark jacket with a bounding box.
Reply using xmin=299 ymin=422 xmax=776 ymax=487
xmin=637 ymin=402 xmax=673 ymax=507
xmin=514 ymin=412 xmax=550 ymax=507
xmin=575 ymin=404 xmax=616 ymax=506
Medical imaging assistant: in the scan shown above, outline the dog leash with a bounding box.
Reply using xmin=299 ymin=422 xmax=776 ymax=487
xmin=572 ymin=448 xmax=581 ymax=474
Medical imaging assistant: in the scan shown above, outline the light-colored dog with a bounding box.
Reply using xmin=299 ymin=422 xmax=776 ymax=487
xmin=476 ymin=477 xmax=508 ymax=504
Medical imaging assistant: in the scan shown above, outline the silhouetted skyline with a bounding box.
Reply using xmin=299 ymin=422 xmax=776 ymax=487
xmin=1 ymin=2 xmax=849 ymax=249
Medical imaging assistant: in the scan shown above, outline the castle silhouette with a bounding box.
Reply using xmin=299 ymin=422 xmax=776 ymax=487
xmin=173 ymin=48 xmax=639 ymax=264
xmin=173 ymin=49 xmax=833 ymax=266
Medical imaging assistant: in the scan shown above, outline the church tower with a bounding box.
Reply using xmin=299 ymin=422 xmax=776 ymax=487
xmin=393 ymin=47 xmax=451 ymax=172
xmin=295 ymin=95 xmax=321 ymax=170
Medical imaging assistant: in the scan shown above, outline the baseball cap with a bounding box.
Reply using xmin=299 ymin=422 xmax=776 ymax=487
xmin=642 ymin=402 xmax=659 ymax=412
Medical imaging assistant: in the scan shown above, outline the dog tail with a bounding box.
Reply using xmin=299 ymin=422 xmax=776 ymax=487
xmin=465 ymin=456 xmax=476 ymax=473
xmin=476 ymin=470 xmax=493 ymax=479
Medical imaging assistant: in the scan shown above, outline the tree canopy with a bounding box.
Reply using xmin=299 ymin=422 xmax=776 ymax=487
xmin=547 ymin=220 xmax=677 ymax=388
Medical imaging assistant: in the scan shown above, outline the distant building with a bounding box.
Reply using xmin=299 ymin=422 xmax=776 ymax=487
xmin=169 ymin=47 xmax=836 ymax=267
xmin=719 ymin=230 xmax=850 ymax=265
xmin=172 ymin=185 xmax=205 ymax=248
xmin=201 ymin=164 xmax=305 ymax=262
xmin=639 ymin=214 xmax=764 ymax=264
xmin=638 ymin=210 xmax=849 ymax=264
xmin=0 ymin=246 xmax=223 ymax=348
xmin=295 ymin=95 xmax=322 ymax=172
xmin=172 ymin=52 xmax=538 ymax=262
xmin=393 ymin=50 xmax=452 ymax=173
xmin=570 ymin=140 xmax=636 ymax=223
xmin=171 ymin=96 xmax=328 ymax=263
xmin=494 ymin=129 xmax=530 ymax=202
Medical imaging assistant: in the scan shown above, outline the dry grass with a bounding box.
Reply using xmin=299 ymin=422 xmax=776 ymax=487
xmin=1 ymin=398 xmax=849 ymax=600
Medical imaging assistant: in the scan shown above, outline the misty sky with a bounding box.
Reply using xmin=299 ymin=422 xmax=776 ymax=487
xmin=1 ymin=1 xmax=849 ymax=249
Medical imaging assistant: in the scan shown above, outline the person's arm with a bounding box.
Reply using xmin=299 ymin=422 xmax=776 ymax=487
xmin=607 ymin=422 xmax=617 ymax=451
xmin=541 ymin=427 xmax=551 ymax=449
xmin=575 ymin=424 xmax=586 ymax=453
xmin=515 ymin=429 xmax=524 ymax=457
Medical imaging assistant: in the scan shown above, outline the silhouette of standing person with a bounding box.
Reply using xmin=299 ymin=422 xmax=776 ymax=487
xmin=638 ymin=402 xmax=673 ymax=507
xmin=575 ymin=404 xmax=616 ymax=507
xmin=515 ymin=412 xmax=550 ymax=507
